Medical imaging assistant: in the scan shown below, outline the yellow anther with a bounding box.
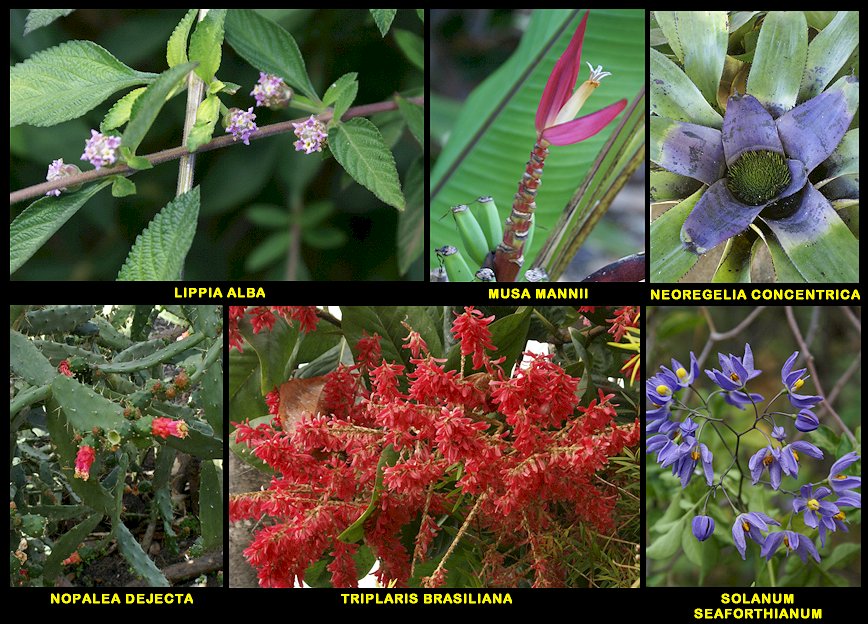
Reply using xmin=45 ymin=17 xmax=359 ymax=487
xmin=792 ymin=378 xmax=805 ymax=391
xmin=691 ymin=449 xmax=700 ymax=461
xmin=834 ymin=511 xmax=846 ymax=521
xmin=676 ymin=367 xmax=688 ymax=379
xmin=730 ymin=372 xmax=740 ymax=382
xmin=762 ymin=452 xmax=774 ymax=467
xmin=656 ymin=385 xmax=671 ymax=396
xmin=835 ymin=473 xmax=846 ymax=480
xmin=793 ymin=450 xmax=800 ymax=463
xmin=806 ymin=499 xmax=820 ymax=511
xmin=742 ymin=521 xmax=750 ymax=532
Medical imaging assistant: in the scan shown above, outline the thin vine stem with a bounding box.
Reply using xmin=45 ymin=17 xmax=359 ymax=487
xmin=10 ymin=96 xmax=424 ymax=205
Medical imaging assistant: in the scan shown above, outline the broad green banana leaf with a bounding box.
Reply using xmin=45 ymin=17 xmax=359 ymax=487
xmin=430 ymin=9 xmax=646 ymax=272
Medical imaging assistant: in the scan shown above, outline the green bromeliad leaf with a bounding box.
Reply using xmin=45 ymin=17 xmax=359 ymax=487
xmin=10 ymin=41 xmax=158 ymax=127
xmin=10 ymin=181 xmax=113 ymax=276
xmin=225 ymin=9 xmax=319 ymax=101
xmin=650 ymin=188 xmax=702 ymax=282
xmin=747 ymin=11 xmax=808 ymax=117
xmin=117 ymin=187 xmax=201 ymax=281
xmin=330 ymin=118 xmax=405 ymax=211
xmin=798 ymin=11 xmax=859 ymax=102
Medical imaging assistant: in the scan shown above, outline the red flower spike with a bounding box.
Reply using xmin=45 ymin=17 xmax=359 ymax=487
xmin=151 ymin=417 xmax=189 ymax=439
xmin=58 ymin=359 xmax=73 ymax=377
xmin=451 ymin=306 xmax=495 ymax=371
xmin=74 ymin=445 xmax=96 ymax=481
xmin=265 ymin=387 xmax=280 ymax=416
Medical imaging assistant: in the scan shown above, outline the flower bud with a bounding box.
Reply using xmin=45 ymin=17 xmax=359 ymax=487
xmin=691 ymin=515 xmax=715 ymax=542
xmin=794 ymin=409 xmax=819 ymax=433
xmin=45 ymin=159 xmax=83 ymax=196
xmin=251 ymin=72 xmax=293 ymax=109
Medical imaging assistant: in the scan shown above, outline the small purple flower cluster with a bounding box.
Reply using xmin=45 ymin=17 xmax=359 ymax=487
xmin=225 ymin=107 xmax=258 ymax=146
xmin=81 ymin=130 xmax=121 ymax=170
xmin=292 ymin=115 xmax=328 ymax=154
xmin=251 ymin=72 xmax=293 ymax=109
xmin=647 ymin=344 xmax=861 ymax=565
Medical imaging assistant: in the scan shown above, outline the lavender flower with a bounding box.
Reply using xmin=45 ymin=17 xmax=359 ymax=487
xmin=732 ymin=512 xmax=779 ymax=559
xmin=44 ymin=159 xmax=81 ymax=196
xmin=692 ymin=515 xmax=715 ymax=542
xmin=748 ymin=445 xmax=784 ymax=489
xmin=792 ymin=484 xmax=839 ymax=529
xmin=225 ymin=107 xmax=258 ymax=146
xmin=705 ymin=343 xmax=762 ymax=391
xmin=781 ymin=351 xmax=822 ymax=409
xmin=779 ymin=440 xmax=823 ymax=478
xmin=761 ymin=530 xmax=820 ymax=564
xmin=251 ymin=72 xmax=293 ymax=109
xmin=794 ymin=409 xmax=819 ymax=433
xmin=828 ymin=451 xmax=861 ymax=507
xmin=81 ymin=130 xmax=121 ymax=169
xmin=293 ymin=115 xmax=328 ymax=154
xmin=670 ymin=352 xmax=699 ymax=388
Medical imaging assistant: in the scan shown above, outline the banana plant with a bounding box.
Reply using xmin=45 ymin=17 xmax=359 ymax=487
xmin=650 ymin=11 xmax=859 ymax=282
xmin=430 ymin=9 xmax=645 ymax=282
xmin=10 ymin=305 xmax=223 ymax=587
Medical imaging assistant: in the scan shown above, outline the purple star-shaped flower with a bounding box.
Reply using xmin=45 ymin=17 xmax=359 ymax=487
xmin=748 ymin=445 xmax=784 ymax=489
xmin=792 ymin=484 xmax=839 ymax=529
xmin=779 ymin=440 xmax=823 ymax=479
xmin=781 ymin=351 xmax=822 ymax=409
xmin=732 ymin=511 xmax=779 ymax=559
xmin=761 ymin=530 xmax=820 ymax=564
xmin=705 ymin=343 xmax=761 ymax=391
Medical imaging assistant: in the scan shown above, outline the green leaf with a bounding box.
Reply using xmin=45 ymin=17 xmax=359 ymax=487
xmin=324 ymin=72 xmax=358 ymax=123
xmin=186 ymin=94 xmax=221 ymax=152
xmin=755 ymin=225 xmax=806 ymax=282
xmin=101 ymin=87 xmax=147 ymax=132
xmin=397 ymin=157 xmax=424 ymax=276
xmin=199 ymin=460 xmax=223 ymax=551
xmin=111 ymin=176 xmax=137 ymax=198
xmin=101 ymin=332 xmax=206 ymax=374
xmin=431 ymin=10 xmax=645 ymax=269
xmin=338 ymin=445 xmax=399 ymax=543
xmin=647 ymin=514 xmax=688 ymax=560
xmin=650 ymin=169 xmax=702 ymax=202
xmin=117 ymin=186 xmax=201 ymax=281
xmin=123 ymin=62 xmax=197 ymax=156
xmin=167 ymin=8 xmax=197 ymax=67
xmin=189 ymin=9 xmax=226 ymax=83
xmin=115 ymin=521 xmax=169 ymax=586
xmin=747 ymin=11 xmax=808 ymax=117
xmin=650 ymin=47 xmax=723 ymax=128
xmin=330 ymin=118 xmax=405 ymax=211
xmin=10 ymin=41 xmax=157 ymax=128
xmin=42 ymin=512 xmax=102 ymax=583
xmin=654 ymin=12 xmax=727 ymax=109
xmin=119 ymin=147 xmax=154 ymax=170
xmin=393 ymin=29 xmax=425 ymax=70
xmin=247 ymin=204 xmax=290 ymax=228
xmin=417 ymin=9 xmax=425 ymax=22
xmin=225 ymin=9 xmax=319 ymax=101
xmin=712 ymin=234 xmax=753 ymax=282
xmin=10 ymin=329 xmax=57 ymax=386
xmin=24 ymin=9 xmax=75 ymax=35
xmin=650 ymin=188 xmax=703 ymax=282
xmin=10 ymin=181 xmax=112 ymax=275
xmin=370 ymin=9 xmax=397 ymax=37
xmin=238 ymin=315 xmax=299 ymax=394
xmin=303 ymin=227 xmax=347 ymax=250
xmin=395 ymin=94 xmax=423 ymax=146
xmin=245 ymin=232 xmax=290 ymax=273
xmin=798 ymin=11 xmax=859 ymax=102
xmin=199 ymin=341 xmax=224 ymax=435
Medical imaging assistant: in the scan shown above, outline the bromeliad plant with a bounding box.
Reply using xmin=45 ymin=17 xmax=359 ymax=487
xmin=645 ymin=344 xmax=861 ymax=586
xmin=10 ymin=9 xmax=424 ymax=280
xmin=10 ymin=305 xmax=223 ymax=587
xmin=650 ymin=11 xmax=859 ymax=282
xmin=431 ymin=9 xmax=645 ymax=282
xmin=229 ymin=306 xmax=641 ymax=587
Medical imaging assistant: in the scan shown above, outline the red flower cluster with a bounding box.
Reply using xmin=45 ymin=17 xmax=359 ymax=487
xmin=606 ymin=306 xmax=639 ymax=342
xmin=228 ymin=306 xmax=319 ymax=352
xmin=231 ymin=316 xmax=639 ymax=589
xmin=58 ymin=359 xmax=73 ymax=377
xmin=73 ymin=445 xmax=96 ymax=481
xmin=151 ymin=417 xmax=189 ymax=439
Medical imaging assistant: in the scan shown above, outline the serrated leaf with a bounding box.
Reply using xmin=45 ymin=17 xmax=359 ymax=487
xmin=167 ymin=8 xmax=197 ymax=68
xmin=117 ymin=186 xmax=200 ymax=281
xmin=397 ymin=157 xmax=423 ymax=275
xmin=393 ymin=29 xmax=425 ymax=70
xmin=324 ymin=72 xmax=358 ymax=123
xmin=225 ymin=9 xmax=318 ymax=101
xmin=10 ymin=40 xmax=158 ymax=128
xmin=395 ymin=94 xmax=423 ymax=146
xmin=189 ymin=9 xmax=226 ymax=83
xmin=370 ymin=9 xmax=397 ymax=37
xmin=24 ymin=9 xmax=75 ymax=36
xmin=111 ymin=176 xmax=137 ymax=198
xmin=330 ymin=118 xmax=405 ymax=211
xmin=10 ymin=181 xmax=112 ymax=275
xmin=123 ymin=62 xmax=197 ymax=156
xmin=101 ymin=87 xmax=147 ymax=132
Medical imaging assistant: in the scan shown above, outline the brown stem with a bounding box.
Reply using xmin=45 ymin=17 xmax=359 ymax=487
xmin=10 ymin=96 xmax=424 ymax=205
xmin=493 ymin=138 xmax=550 ymax=282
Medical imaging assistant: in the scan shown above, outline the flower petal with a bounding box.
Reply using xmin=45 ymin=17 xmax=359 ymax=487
xmin=722 ymin=93 xmax=783 ymax=165
xmin=776 ymin=76 xmax=859 ymax=172
xmin=541 ymin=99 xmax=627 ymax=146
xmin=680 ymin=179 xmax=764 ymax=254
xmin=536 ymin=11 xmax=589 ymax=133
xmin=651 ymin=117 xmax=725 ymax=185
